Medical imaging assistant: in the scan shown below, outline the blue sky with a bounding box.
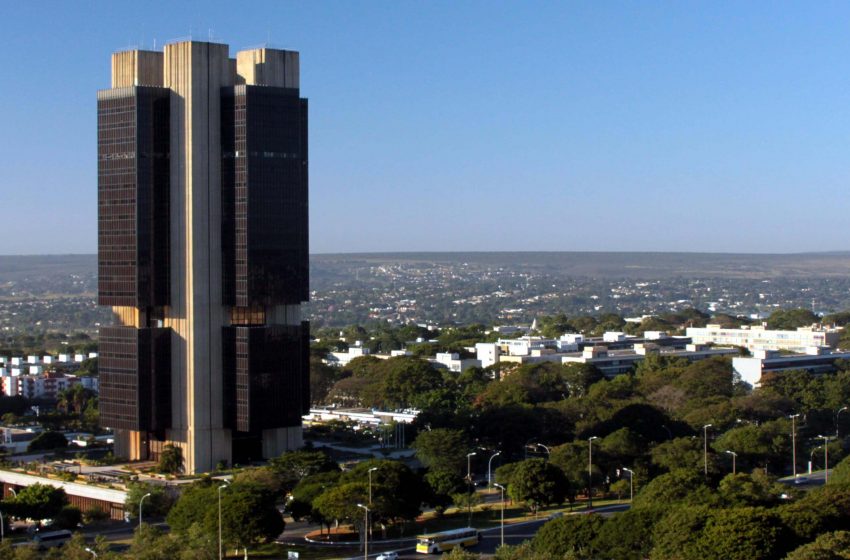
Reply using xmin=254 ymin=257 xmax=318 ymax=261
xmin=1 ymin=1 xmax=849 ymax=254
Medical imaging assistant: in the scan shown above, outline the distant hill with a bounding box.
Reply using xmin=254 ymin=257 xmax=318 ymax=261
xmin=3 ymin=252 xmax=850 ymax=282
xmin=311 ymin=251 xmax=850 ymax=279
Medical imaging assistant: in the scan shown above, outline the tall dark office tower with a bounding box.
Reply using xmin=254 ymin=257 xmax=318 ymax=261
xmin=97 ymin=42 xmax=309 ymax=473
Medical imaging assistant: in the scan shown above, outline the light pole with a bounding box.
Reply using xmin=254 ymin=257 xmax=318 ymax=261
xmin=8 ymin=488 xmax=16 ymax=498
xmin=493 ymin=483 xmax=506 ymax=547
xmin=357 ymin=503 xmax=369 ymax=560
xmin=367 ymin=467 xmax=378 ymax=505
xmin=621 ymin=467 xmax=634 ymax=502
xmin=466 ymin=452 xmax=477 ymax=526
xmin=0 ymin=510 xmax=4 ymax=542
xmin=702 ymin=424 xmax=712 ymax=475
xmin=790 ymin=414 xmax=800 ymax=478
xmin=724 ymin=450 xmax=737 ymax=475
xmin=818 ymin=435 xmax=832 ymax=484
xmin=218 ymin=482 xmax=230 ymax=560
xmin=536 ymin=443 xmax=551 ymax=458
xmin=488 ymin=451 xmax=501 ymax=488
xmin=84 ymin=548 xmax=98 ymax=558
xmin=588 ymin=436 xmax=598 ymax=510
xmin=836 ymin=406 xmax=848 ymax=438
xmin=139 ymin=492 xmax=151 ymax=531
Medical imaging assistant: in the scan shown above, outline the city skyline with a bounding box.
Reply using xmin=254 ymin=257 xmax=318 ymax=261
xmin=4 ymin=1 xmax=850 ymax=255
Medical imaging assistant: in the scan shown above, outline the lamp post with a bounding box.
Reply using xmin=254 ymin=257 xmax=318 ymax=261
xmin=139 ymin=492 xmax=151 ymax=531
xmin=536 ymin=443 xmax=551 ymax=458
xmin=702 ymin=424 xmax=712 ymax=475
xmin=368 ymin=467 xmax=378 ymax=505
xmin=218 ymin=482 xmax=230 ymax=560
xmin=588 ymin=436 xmax=598 ymax=510
xmin=818 ymin=435 xmax=832 ymax=484
xmin=357 ymin=503 xmax=369 ymax=560
xmin=0 ymin=510 xmax=4 ymax=542
xmin=488 ymin=451 xmax=501 ymax=488
xmin=493 ymin=483 xmax=506 ymax=547
xmin=836 ymin=406 xmax=848 ymax=438
xmin=84 ymin=548 xmax=98 ymax=558
xmin=725 ymin=450 xmax=737 ymax=475
xmin=466 ymin=452 xmax=477 ymax=526
xmin=790 ymin=414 xmax=800 ymax=478
xmin=621 ymin=467 xmax=634 ymax=502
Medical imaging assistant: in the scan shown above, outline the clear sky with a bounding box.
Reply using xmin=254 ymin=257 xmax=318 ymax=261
xmin=1 ymin=1 xmax=849 ymax=255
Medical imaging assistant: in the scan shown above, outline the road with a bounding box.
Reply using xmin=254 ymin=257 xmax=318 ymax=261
xmin=343 ymin=504 xmax=630 ymax=560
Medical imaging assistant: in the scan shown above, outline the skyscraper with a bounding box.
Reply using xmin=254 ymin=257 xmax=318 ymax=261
xmin=97 ymin=41 xmax=309 ymax=474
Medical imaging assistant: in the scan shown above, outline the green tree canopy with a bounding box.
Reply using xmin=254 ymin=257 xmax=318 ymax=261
xmin=7 ymin=483 xmax=68 ymax=520
xmin=504 ymin=458 xmax=572 ymax=513
xmin=27 ymin=430 xmax=68 ymax=452
xmin=531 ymin=514 xmax=605 ymax=559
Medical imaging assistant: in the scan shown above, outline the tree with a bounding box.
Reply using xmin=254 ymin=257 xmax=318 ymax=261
xmin=651 ymin=437 xmax=704 ymax=472
xmin=27 ymin=430 xmax=68 ymax=452
xmin=313 ymin=483 xmax=369 ymax=542
xmin=7 ymin=483 xmax=68 ymax=520
xmin=531 ymin=514 xmax=605 ymax=559
xmin=766 ymin=308 xmax=818 ymax=330
xmin=310 ymin=357 xmax=340 ymax=405
xmin=412 ymin=428 xmax=468 ymax=473
xmin=125 ymin=482 xmax=173 ymax=520
xmin=694 ymin=507 xmax=790 ymax=560
xmin=505 ymin=459 xmax=571 ymax=513
xmin=219 ymin=483 xmax=285 ymax=550
xmin=593 ymin=507 xmax=666 ymax=560
xmin=632 ymin=469 xmax=718 ymax=510
xmin=785 ymin=531 xmax=850 ymax=560
xmin=166 ymin=483 xmax=217 ymax=535
xmin=339 ymin=460 xmax=423 ymax=524
xmin=52 ymin=505 xmax=82 ymax=529
xmin=424 ymin=468 xmax=464 ymax=515
xmin=717 ymin=472 xmax=787 ymax=507
xmin=650 ymin=506 xmax=711 ymax=560
xmin=289 ymin=471 xmax=341 ymax=531
xmin=267 ymin=449 xmax=339 ymax=494
xmin=158 ymin=444 xmax=183 ymax=475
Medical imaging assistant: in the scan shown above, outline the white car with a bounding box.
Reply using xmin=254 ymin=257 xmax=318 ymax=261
xmin=376 ymin=553 xmax=398 ymax=560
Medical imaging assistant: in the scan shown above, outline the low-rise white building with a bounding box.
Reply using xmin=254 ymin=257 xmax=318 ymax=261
xmin=432 ymin=352 xmax=480 ymax=373
xmin=686 ymin=324 xmax=841 ymax=352
xmin=733 ymin=348 xmax=850 ymax=387
xmin=476 ymin=343 xmax=501 ymax=368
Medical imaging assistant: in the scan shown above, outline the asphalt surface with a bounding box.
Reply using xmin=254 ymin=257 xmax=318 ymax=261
xmin=338 ymin=504 xmax=631 ymax=560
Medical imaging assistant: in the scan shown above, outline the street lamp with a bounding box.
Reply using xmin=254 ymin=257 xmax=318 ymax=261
xmin=836 ymin=406 xmax=848 ymax=437
xmin=621 ymin=467 xmax=635 ymax=502
xmin=466 ymin=452 xmax=477 ymax=526
xmin=357 ymin=503 xmax=370 ymax=560
xmin=536 ymin=443 xmax=551 ymax=458
xmin=488 ymin=451 xmax=501 ymax=488
xmin=724 ymin=450 xmax=737 ymax=475
xmin=493 ymin=483 xmax=506 ymax=547
xmin=588 ymin=436 xmax=598 ymax=510
xmin=218 ymin=481 xmax=230 ymax=560
xmin=0 ymin=510 xmax=4 ymax=542
xmin=790 ymin=414 xmax=801 ymax=478
xmin=84 ymin=548 xmax=98 ymax=558
xmin=818 ymin=435 xmax=833 ymax=484
xmin=139 ymin=492 xmax=152 ymax=531
xmin=367 ymin=467 xmax=379 ymax=505
xmin=702 ymin=424 xmax=713 ymax=475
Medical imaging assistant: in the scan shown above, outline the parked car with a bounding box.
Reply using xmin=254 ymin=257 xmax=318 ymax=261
xmin=376 ymin=552 xmax=399 ymax=560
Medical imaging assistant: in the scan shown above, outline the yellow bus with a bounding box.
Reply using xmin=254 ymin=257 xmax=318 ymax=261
xmin=415 ymin=527 xmax=480 ymax=554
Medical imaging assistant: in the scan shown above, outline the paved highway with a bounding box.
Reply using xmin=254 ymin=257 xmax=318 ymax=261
xmin=345 ymin=504 xmax=630 ymax=560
